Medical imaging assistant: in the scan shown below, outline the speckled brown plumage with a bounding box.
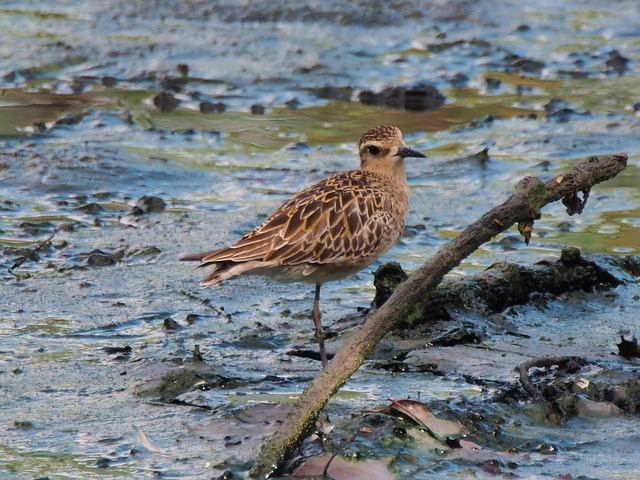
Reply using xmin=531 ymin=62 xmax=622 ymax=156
xmin=181 ymin=125 xmax=426 ymax=367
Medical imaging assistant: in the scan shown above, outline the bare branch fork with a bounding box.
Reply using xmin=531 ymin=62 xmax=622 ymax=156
xmin=250 ymin=153 xmax=629 ymax=478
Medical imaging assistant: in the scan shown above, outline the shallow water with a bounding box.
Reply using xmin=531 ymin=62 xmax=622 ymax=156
xmin=1 ymin=1 xmax=640 ymax=478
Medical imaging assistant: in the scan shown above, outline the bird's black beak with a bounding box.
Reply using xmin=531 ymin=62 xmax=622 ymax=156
xmin=398 ymin=146 xmax=426 ymax=158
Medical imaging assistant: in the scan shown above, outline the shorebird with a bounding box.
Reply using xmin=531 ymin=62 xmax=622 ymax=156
xmin=181 ymin=125 xmax=425 ymax=368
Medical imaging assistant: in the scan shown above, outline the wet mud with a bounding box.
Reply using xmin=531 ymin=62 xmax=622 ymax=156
xmin=1 ymin=1 xmax=640 ymax=478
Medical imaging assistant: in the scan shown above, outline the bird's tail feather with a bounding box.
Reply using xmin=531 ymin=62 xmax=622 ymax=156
xmin=180 ymin=252 xmax=208 ymax=262
xmin=200 ymin=263 xmax=233 ymax=287
xmin=201 ymin=275 xmax=222 ymax=287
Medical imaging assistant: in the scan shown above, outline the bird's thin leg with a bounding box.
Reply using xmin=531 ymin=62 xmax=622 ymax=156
xmin=312 ymin=283 xmax=328 ymax=368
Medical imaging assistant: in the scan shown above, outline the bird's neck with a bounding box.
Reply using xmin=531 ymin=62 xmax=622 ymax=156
xmin=362 ymin=159 xmax=407 ymax=183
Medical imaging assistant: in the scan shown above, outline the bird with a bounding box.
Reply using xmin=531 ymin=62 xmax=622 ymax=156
xmin=181 ymin=125 xmax=426 ymax=368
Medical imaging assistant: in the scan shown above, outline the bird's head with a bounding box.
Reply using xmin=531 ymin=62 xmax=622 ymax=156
xmin=358 ymin=125 xmax=425 ymax=174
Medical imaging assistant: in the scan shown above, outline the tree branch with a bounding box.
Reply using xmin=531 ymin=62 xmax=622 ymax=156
xmin=518 ymin=356 xmax=585 ymax=397
xmin=250 ymin=153 xmax=628 ymax=478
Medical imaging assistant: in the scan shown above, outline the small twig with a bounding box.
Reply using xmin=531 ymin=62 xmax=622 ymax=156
xmin=192 ymin=344 xmax=204 ymax=363
xmin=8 ymin=226 xmax=61 ymax=276
xmin=178 ymin=289 xmax=224 ymax=315
xmin=323 ymin=434 xmax=356 ymax=478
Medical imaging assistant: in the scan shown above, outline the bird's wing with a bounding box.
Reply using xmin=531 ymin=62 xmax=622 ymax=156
xmin=197 ymin=171 xmax=397 ymax=266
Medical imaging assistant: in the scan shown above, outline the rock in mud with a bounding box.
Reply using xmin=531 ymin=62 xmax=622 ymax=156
xmin=5 ymin=246 xmax=45 ymax=263
xmin=404 ymin=83 xmax=446 ymax=111
xmin=617 ymin=336 xmax=640 ymax=358
xmin=466 ymin=116 xmax=495 ymax=131
xmin=19 ymin=221 xmax=55 ymax=236
xmin=448 ymin=72 xmax=469 ymax=88
xmin=285 ymin=98 xmax=300 ymax=109
xmin=543 ymin=97 xmax=589 ymax=122
xmin=485 ymin=76 xmax=501 ymax=90
xmin=311 ymin=85 xmax=353 ymax=101
xmin=86 ymin=249 xmax=116 ymax=267
xmin=101 ymin=76 xmax=117 ymax=87
xmin=54 ymin=112 xmax=86 ymax=127
xmin=131 ymin=195 xmax=166 ymax=215
xmin=285 ymin=142 xmax=311 ymax=151
xmin=32 ymin=121 xmax=47 ymax=133
xmin=75 ymin=202 xmax=104 ymax=214
xmin=605 ymin=49 xmax=630 ymax=75
xmin=160 ymin=75 xmax=187 ymax=92
xmin=126 ymin=246 xmax=161 ymax=259
xmin=153 ymin=91 xmax=180 ymax=112
xmin=200 ymin=101 xmax=226 ymax=113
xmin=430 ymin=327 xmax=482 ymax=347
xmin=163 ymin=317 xmax=180 ymax=330
xmin=505 ymin=54 xmax=545 ymax=73
xmin=176 ymin=63 xmax=189 ymax=77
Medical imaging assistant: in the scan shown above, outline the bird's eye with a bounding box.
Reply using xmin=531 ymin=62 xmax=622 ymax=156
xmin=367 ymin=145 xmax=381 ymax=155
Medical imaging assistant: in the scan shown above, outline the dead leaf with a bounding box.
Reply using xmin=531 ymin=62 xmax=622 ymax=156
xmin=449 ymin=444 xmax=540 ymax=464
xmin=379 ymin=398 xmax=464 ymax=441
xmin=137 ymin=428 xmax=165 ymax=452
xmin=562 ymin=188 xmax=590 ymax=215
xmin=234 ymin=402 xmax=291 ymax=425
xmin=458 ymin=438 xmax=482 ymax=449
xmin=293 ymin=455 xmax=394 ymax=480
xmin=189 ymin=403 xmax=291 ymax=448
xmin=518 ymin=220 xmax=534 ymax=245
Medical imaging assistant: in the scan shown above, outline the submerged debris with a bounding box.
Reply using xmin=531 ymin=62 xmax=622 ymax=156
xmin=359 ymin=84 xmax=445 ymax=111
xmin=379 ymin=247 xmax=626 ymax=328
xmin=372 ymin=261 xmax=408 ymax=309
xmin=617 ymin=336 xmax=640 ymax=358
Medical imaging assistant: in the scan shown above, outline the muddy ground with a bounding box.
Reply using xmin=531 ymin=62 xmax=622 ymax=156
xmin=1 ymin=1 xmax=640 ymax=478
